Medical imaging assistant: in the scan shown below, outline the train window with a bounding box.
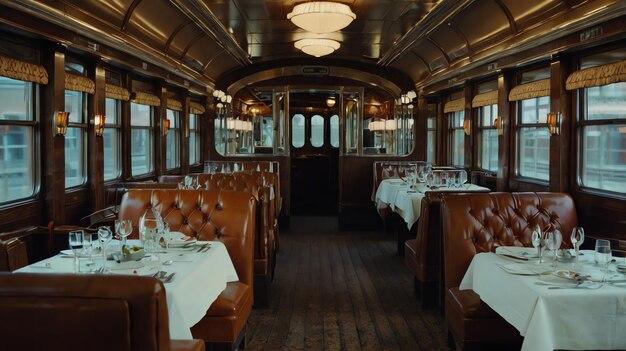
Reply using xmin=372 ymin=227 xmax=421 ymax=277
xmin=344 ymin=92 xmax=359 ymax=154
xmin=579 ymin=82 xmax=626 ymax=193
xmin=130 ymin=102 xmax=153 ymax=176
xmin=0 ymin=76 xmax=37 ymax=204
xmin=165 ymin=109 xmax=180 ymax=170
xmin=291 ymin=114 xmax=305 ymax=148
xmin=189 ymin=113 xmax=200 ymax=165
xmin=478 ymin=104 xmax=498 ymax=172
xmin=448 ymin=110 xmax=465 ymax=166
xmin=330 ymin=115 xmax=339 ymax=148
xmin=64 ymin=90 xmax=87 ymax=188
xmin=103 ymin=98 xmax=121 ymax=181
xmin=426 ymin=104 xmax=436 ymax=163
xmin=310 ymin=115 xmax=324 ymax=147
xmin=516 ymin=96 xmax=550 ymax=181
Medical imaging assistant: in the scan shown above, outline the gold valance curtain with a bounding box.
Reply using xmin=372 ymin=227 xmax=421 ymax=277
xmin=566 ymin=59 xmax=626 ymax=90
xmin=443 ymin=98 xmax=465 ymax=113
xmin=472 ymin=90 xmax=498 ymax=108
xmin=166 ymin=98 xmax=183 ymax=111
xmin=105 ymin=84 xmax=130 ymax=101
xmin=190 ymin=101 xmax=206 ymax=115
xmin=509 ymin=79 xmax=550 ymax=101
xmin=64 ymin=72 xmax=95 ymax=94
xmin=132 ymin=91 xmax=161 ymax=107
xmin=0 ymin=55 xmax=48 ymax=84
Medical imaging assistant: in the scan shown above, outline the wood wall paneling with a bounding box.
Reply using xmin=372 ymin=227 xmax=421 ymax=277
xmin=416 ymin=93 xmax=428 ymax=161
xmin=497 ymin=72 xmax=511 ymax=191
xmin=88 ymin=62 xmax=106 ymax=211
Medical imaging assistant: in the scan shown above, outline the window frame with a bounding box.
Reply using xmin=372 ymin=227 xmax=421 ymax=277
xmin=514 ymin=96 xmax=550 ymax=183
xmin=64 ymin=89 xmax=88 ymax=189
xmin=165 ymin=109 xmax=181 ymax=170
xmin=0 ymin=77 xmax=39 ymax=206
xmin=477 ymin=104 xmax=498 ymax=173
xmin=189 ymin=113 xmax=201 ymax=165
xmin=103 ymin=97 xmax=122 ymax=182
xmin=130 ymin=102 xmax=154 ymax=177
xmin=448 ymin=110 xmax=465 ymax=166
xmin=426 ymin=108 xmax=436 ymax=163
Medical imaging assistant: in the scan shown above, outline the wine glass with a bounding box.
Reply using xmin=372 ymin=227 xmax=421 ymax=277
xmin=115 ymin=219 xmax=132 ymax=254
xmin=98 ymin=226 xmax=113 ymax=273
xmin=532 ymin=225 xmax=544 ymax=263
xmin=545 ymin=230 xmax=562 ymax=268
xmin=570 ymin=227 xmax=585 ymax=264
xmin=594 ymin=239 xmax=611 ymax=281
xmin=68 ymin=230 xmax=84 ymax=273
xmin=82 ymin=231 xmax=94 ymax=268
xmin=459 ymin=170 xmax=468 ymax=187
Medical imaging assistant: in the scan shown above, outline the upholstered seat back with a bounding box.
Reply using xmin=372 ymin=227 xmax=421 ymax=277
xmin=119 ymin=189 xmax=256 ymax=285
xmin=442 ymin=192 xmax=578 ymax=291
xmin=0 ymin=273 xmax=171 ymax=351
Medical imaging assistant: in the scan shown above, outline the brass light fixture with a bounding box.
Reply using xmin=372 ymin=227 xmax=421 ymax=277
xmin=463 ymin=119 xmax=471 ymax=136
xmin=294 ymin=38 xmax=340 ymax=57
xmin=94 ymin=114 xmax=105 ymax=137
xmin=55 ymin=111 xmax=69 ymax=136
xmin=493 ymin=116 xmax=503 ymax=136
xmin=326 ymin=96 xmax=336 ymax=107
xmin=547 ymin=112 xmax=560 ymax=135
xmin=163 ymin=118 xmax=171 ymax=136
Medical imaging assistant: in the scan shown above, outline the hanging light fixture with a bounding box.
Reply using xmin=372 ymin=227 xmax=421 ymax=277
xmin=294 ymin=38 xmax=340 ymax=57
xmin=287 ymin=1 xmax=356 ymax=33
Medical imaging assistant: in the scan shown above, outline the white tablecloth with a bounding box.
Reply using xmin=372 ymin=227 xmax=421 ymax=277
xmin=459 ymin=250 xmax=626 ymax=351
xmin=16 ymin=240 xmax=238 ymax=340
xmin=375 ymin=179 xmax=489 ymax=229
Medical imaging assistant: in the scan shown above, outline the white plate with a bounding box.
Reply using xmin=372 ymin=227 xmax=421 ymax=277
xmin=161 ymin=232 xmax=197 ymax=248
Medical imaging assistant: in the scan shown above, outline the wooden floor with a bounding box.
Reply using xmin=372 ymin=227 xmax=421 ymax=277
xmin=246 ymin=216 xmax=450 ymax=351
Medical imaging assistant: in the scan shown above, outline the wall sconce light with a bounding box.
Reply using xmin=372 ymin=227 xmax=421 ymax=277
xmin=55 ymin=111 xmax=69 ymax=136
xmin=94 ymin=114 xmax=105 ymax=137
xmin=493 ymin=116 xmax=503 ymax=136
xmin=163 ymin=118 xmax=170 ymax=136
xmin=547 ymin=112 xmax=560 ymax=135
xmin=463 ymin=119 xmax=471 ymax=136
xmin=326 ymin=96 xmax=336 ymax=107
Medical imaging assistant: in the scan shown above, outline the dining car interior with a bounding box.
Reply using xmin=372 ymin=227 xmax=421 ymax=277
xmin=0 ymin=0 xmax=625 ymax=350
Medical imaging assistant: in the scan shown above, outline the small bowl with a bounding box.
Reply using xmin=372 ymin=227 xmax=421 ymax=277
xmin=112 ymin=250 xmax=145 ymax=262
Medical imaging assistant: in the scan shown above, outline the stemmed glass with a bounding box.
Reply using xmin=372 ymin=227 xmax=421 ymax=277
xmin=98 ymin=226 xmax=113 ymax=273
xmin=570 ymin=227 xmax=585 ymax=265
xmin=545 ymin=230 xmax=563 ymax=268
xmin=68 ymin=230 xmax=83 ymax=273
xmin=459 ymin=170 xmax=468 ymax=188
xmin=115 ymin=219 xmax=132 ymax=254
xmin=531 ymin=225 xmax=544 ymax=263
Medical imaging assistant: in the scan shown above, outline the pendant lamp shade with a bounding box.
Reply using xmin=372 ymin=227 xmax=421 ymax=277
xmin=287 ymin=1 xmax=356 ymax=33
xmin=294 ymin=38 xmax=340 ymax=57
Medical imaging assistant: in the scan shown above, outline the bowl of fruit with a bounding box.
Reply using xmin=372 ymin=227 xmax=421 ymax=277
xmin=112 ymin=246 xmax=145 ymax=262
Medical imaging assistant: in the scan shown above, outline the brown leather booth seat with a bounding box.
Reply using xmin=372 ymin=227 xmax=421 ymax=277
xmin=0 ymin=273 xmax=204 ymax=351
xmin=441 ymin=192 xmax=577 ymax=350
xmin=118 ymin=189 xmax=256 ymax=350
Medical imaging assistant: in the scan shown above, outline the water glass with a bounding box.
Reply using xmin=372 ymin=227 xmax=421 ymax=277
xmin=82 ymin=231 xmax=94 ymax=268
xmin=68 ymin=230 xmax=83 ymax=273
xmin=545 ymin=230 xmax=562 ymax=268
xmin=531 ymin=225 xmax=544 ymax=263
xmin=594 ymin=239 xmax=612 ymax=281
xmin=570 ymin=227 xmax=585 ymax=264
xmin=98 ymin=226 xmax=113 ymax=273
xmin=115 ymin=219 xmax=132 ymax=254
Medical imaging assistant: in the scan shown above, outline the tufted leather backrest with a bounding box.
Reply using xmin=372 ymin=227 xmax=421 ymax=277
xmin=442 ymin=192 xmax=578 ymax=291
xmin=118 ymin=189 xmax=256 ymax=286
xmin=0 ymin=273 xmax=172 ymax=351
xmin=0 ymin=237 xmax=28 ymax=271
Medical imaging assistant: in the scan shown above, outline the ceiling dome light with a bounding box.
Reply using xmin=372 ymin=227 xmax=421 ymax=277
xmin=294 ymin=38 xmax=340 ymax=57
xmin=287 ymin=1 xmax=356 ymax=33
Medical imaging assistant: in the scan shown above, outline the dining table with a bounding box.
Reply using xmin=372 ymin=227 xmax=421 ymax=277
xmin=459 ymin=247 xmax=626 ymax=351
xmin=15 ymin=239 xmax=238 ymax=340
xmin=375 ymin=178 xmax=490 ymax=229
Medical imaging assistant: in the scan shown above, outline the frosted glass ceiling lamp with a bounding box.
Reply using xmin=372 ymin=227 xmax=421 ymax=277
xmin=294 ymin=38 xmax=340 ymax=57
xmin=287 ymin=1 xmax=356 ymax=33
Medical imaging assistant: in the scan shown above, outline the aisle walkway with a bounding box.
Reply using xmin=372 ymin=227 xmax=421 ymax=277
xmin=246 ymin=216 xmax=449 ymax=350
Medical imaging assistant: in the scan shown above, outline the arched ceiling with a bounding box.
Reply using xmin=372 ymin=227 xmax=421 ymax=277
xmin=3 ymin=0 xmax=625 ymax=96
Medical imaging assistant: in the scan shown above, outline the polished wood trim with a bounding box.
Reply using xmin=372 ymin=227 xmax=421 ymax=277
xmin=88 ymin=62 xmax=106 ymax=211
xmin=121 ymin=0 xmax=143 ymax=32
xmin=121 ymin=72 xmax=132 ymax=180
xmin=156 ymin=84 xmax=166 ymax=176
xmin=497 ymin=72 xmax=511 ymax=191
xmin=416 ymin=93 xmax=428 ymax=161
xmin=463 ymin=85 xmax=473 ymax=168
xmin=549 ymin=56 xmax=572 ymax=192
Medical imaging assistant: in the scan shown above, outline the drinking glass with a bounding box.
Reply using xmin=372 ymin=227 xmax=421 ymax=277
xmin=139 ymin=210 xmax=157 ymax=253
xmin=68 ymin=230 xmax=83 ymax=273
xmin=595 ymin=239 xmax=612 ymax=281
xmin=98 ymin=226 xmax=113 ymax=273
xmin=115 ymin=219 xmax=132 ymax=254
xmin=82 ymin=231 xmax=94 ymax=268
xmin=459 ymin=170 xmax=468 ymax=187
xmin=531 ymin=225 xmax=544 ymax=263
xmin=545 ymin=230 xmax=562 ymax=268
xmin=570 ymin=227 xmax=585 ymax=264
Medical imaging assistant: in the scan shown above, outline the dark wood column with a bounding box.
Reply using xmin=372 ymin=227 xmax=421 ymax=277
xmin=42 ymin=48 xmax=66 ymax=224
xmin=463 ymin=85 xmax=473 ymax=168
xmin=88 ymin=61 xmax=105 ymax=210
xmin=435 ymin=101 xmax=445 ymax=165
xmin=549 ymin=56 xmax=572 ymax=192
xmin=155 ymin=84 xmax=166 ymax=176
xmin=497 ymin=71 xmax=512 ymax=192
xmin=416 ymin=92 xmax=427 ymax=161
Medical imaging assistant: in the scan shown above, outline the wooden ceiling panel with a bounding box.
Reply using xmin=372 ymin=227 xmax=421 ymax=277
xmin=453 ymin=0 xmax=511 ymax=51
xmin=126 ymin=0 xmax=190 ymax=50
xmin=186 ymin=37 xmax=225 ymax=65
xmin=500 ymin=0 xmax=566 ymax=30
xmin=429 ymin=25 xmax=468 ymax=62
xmin=63 ymin=0 xmax=133 ymax=29
xmin=390 ymin=52 xmax=429 ymax=83
xmin=167 ymin=24 xmax=202 ymax=58
xmin=413 ymin=41 xmax=447 ymax=72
